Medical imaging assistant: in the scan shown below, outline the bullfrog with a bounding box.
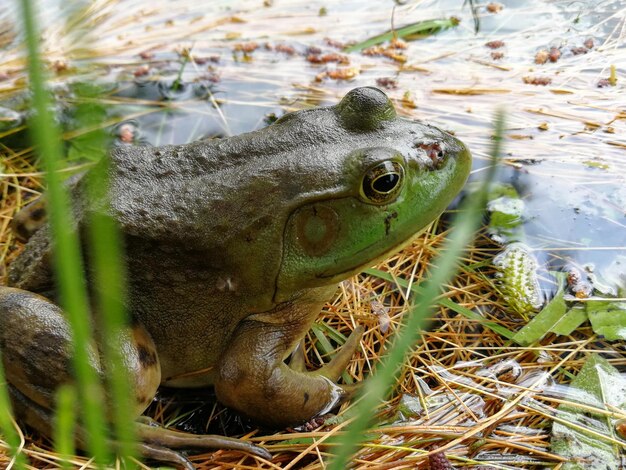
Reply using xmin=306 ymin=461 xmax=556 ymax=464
xmin=0 ymin=87 xmax=471 ymax=468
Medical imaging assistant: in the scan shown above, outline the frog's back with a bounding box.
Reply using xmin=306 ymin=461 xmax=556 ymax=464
xmin=104 ymin=109 xmax=349 ymax=249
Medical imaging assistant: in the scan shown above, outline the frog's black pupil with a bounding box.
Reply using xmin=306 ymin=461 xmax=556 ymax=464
xmin=373 ymin=173 xmax=399 ymax=193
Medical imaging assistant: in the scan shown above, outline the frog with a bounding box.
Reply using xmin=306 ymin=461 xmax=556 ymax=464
xmin=0 ymin=87 xmax=472 ymax=468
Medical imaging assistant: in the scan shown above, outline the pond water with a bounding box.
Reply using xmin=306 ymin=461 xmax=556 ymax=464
xmin=1 ymin=0 xmax=625 ymax=294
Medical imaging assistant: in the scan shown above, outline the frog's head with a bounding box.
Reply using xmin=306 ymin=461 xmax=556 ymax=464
xmin=274 ymin=87 xmax=472 ymax=302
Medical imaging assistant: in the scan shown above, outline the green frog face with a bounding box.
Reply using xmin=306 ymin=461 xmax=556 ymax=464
xmin=275 ymin=87 xmax=472 ymax=300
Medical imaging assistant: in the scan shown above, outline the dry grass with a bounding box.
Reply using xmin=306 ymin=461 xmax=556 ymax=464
xmin=1 ymin=0 xmax=626 ymax=468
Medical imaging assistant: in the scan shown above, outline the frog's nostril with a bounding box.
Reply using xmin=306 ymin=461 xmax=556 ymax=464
xmin=336 ymin=87 xmax=396 ymax=132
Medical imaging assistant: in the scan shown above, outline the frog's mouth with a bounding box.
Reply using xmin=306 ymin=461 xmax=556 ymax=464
xmin=274 ymin=142 xmax=471 ymax=303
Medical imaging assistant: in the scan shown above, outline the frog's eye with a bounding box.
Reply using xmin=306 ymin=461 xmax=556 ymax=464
xmin=361 ymin=161 xmax=404 ymax=205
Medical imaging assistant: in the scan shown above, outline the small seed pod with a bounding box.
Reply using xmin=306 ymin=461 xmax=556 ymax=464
xmin=493 ymin=242 xmax=544 ymax=319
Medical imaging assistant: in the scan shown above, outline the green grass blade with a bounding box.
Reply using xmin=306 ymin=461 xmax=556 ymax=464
xmin=328 ymin=110 xmax=505 ymax=469
xmin=344 ymin=17 xmax=460 ymax=53
xmin=311 ymin=323 xmax=353 ymax=384
xmin=19 ymin=0 xmax=110 ymax=464
xmin=512 ymin=282 xmax=566 ymax=346
xmin=86 ymin=163 xmax=137 ymax=465
xmin=0 ymin=352 xmax=27 ymax=469
xmin=54 ymin=385 xmax=77 ymax=470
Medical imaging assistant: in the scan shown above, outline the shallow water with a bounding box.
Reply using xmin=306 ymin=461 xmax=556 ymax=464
xmin=1 ymin=0 xmax=625 ymax=295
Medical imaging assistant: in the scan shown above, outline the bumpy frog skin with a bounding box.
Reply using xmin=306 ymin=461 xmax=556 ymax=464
xmin=0 ymin=87 xmax=471 ymax=467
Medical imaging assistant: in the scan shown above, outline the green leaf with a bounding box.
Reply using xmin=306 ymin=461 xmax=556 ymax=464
xmin=551 ymin=354 xmax=626 ymax=470
xmin=315 ymin=321 xmax=349 ymax=344
xmin=586 ymin=300 xmax=626 ymax=340
xmin=310 ymin=323 xmax=352 ymax=383
xmin=310 ymin=323 xmax=336 ymax=356
xmin=512 ymin=287 xmax=567 ymax=346
xmin=550 ymin=305 xmax=588 ymax=336
xmin=485 ymin=183 xmax=526 ymax=244
xmin=343 ymin=17 xmax=460 ymax=53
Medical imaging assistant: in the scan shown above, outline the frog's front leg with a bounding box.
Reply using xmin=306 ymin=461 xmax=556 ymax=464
xmin=215 ymin=286 xmax=363 ymax=428
xmin=0 ymin=287 xmax=270 ymax=468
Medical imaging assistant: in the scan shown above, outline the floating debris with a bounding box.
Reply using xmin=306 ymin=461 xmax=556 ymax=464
xmin=315 ymin=67 xmax=360 ymax=82
xmin=548 ymin=47 xmax=561 ymax=63
xmin=401 ymin=90 xmax=417 ymax=109
xmin=233 ymin=42 xmax=259 ymax=53
xmin=485 ymin=40 xmax=505 ymax=49
xmin=133 ymin=65 xmax=150 ymax=77
xmin=306 ymin=52 xmax=349 ymax=64
xmin=570 ymin=46 xmax=589 ymax=55
xmin=486 ymin=2 xmax=504 ymax=13
xmin=523 ymin=76 xmax=552 ymax=85
xmin=534 ymin=49 xmax=550 ymax=64
xmin=564 ymin=265 xmax=593 ymax=299
xmin=375 ymin=77 xmax=398 ymax=89
xmin=362 ymin=44 xmax=407 ymax=63
xmin=277 ymin=43 xmax=296 ymax=55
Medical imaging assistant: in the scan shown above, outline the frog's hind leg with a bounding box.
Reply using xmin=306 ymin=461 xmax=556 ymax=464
xmin=0 ymin=287 xmax=271 ymax=466
xmin=136 ymin=417 xmax=272 ymax=462
xmin=0 ymin=287 xmax=99 ymax=413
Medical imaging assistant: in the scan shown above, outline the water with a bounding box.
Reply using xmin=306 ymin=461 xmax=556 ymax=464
xmin=1 ymin=0 xmax=625 ymax=293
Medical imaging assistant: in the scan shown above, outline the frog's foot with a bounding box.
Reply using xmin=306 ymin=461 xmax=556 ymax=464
xmin=136 ymin=417 xmax=271 ymax=462
xmin=215 ymin=303 xmax=364 ymax=428
xmin=288 ymin=340 xmax=307 ymax=372
xmin=289 ymin=326 xmax=364 ymax=384
xmin=311 ymin=325 xmax=364 ymax=382
xmin=9 ymin=389 xmax=269 ymax=470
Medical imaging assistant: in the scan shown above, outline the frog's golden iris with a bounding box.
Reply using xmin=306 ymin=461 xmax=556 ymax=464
xmin=361 ymin=160 xmax=404 ymax=204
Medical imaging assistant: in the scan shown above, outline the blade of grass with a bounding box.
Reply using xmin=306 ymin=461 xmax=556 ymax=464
xmin=328 ymin=110 xmax=505 ymax=469
xmin=343 ymin=17 xmax=460 ymax=53
xmin=512 ymin=279 xmax=566 ymax=346
xmin=54 ymin=385 xmax=77 ymax=470
xmin=85 ymin=113 xmax=137 ymax=466
xmin=463 ymin=0 xmax=480 ymax=33
xmin=19 ymin=0 xmax=110 ymax=465
xmin=0 ymin=352 xmax=27 ymax=469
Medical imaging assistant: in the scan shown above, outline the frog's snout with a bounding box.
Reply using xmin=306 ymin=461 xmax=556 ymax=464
xmin=451 ymin=138 xmax=472 ymax=174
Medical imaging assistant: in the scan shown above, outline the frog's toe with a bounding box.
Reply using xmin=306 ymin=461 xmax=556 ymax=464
xmin=314 ymin=325 xmax=364 ymax=382
xmin=288 ymin=340 xmax=307 ymax=372
xmin=138 ymin=442 xmax=195 ymax=470
xmin=137 ymin=420 xmax=272 ymax=461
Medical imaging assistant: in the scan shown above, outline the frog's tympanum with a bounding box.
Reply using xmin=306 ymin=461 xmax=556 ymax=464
xmin=0 ymin=87 xmax=471 ymax=468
